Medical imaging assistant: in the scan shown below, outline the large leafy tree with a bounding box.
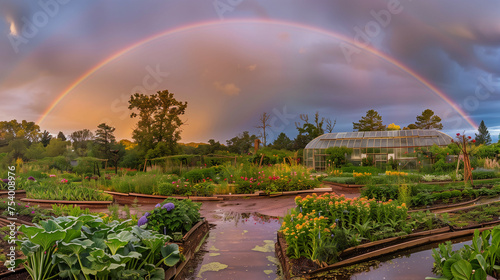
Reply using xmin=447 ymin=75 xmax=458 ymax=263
xmin=409 ymin=109 xmax=443 ymax=130
xmin=70 ymin=129 xmax=94 ymax=156
xmin=475 ymin=120 xmax=491 ymax=145
xmin=128 ymin=90 xmax=187 ymax=157
xmin=294 ymin=112 xmax=331 ymax=149
xmin=0 ymin=120 xmax=41 ymax=143
xmin=226 ymin=131 xmax=257 ymax=154
xmin=353 ymin=110 xmax=386 ymax=131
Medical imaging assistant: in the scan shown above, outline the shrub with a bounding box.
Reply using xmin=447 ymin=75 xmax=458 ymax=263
xmin=450 ymin=189 xmax=462 ymax=198
xmin=143 ymin=198 xmax=201 ymax=235
xmin=472 ymin=170 xmax=497 ymax=180
xmin=158 ymin=182 xmax=176 ymax=196
xmin=361 ymin=184 xmax=398 ymax=201
xmin=411 ymin=192 xmax=434 ymax=207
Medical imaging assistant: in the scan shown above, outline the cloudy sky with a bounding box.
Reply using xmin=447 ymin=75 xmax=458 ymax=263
xmin=1 ymin=0 xmax=499 ymax=143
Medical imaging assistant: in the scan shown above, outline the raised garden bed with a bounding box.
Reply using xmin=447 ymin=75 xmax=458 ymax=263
xmin=0 ymin=217 xmax=33 ymax=279
xmin=20 ymin=198 xmax=113 ymax=209
xmin=321 ymin=181 xmax=363 ymax=193
xmin=164 ymin=218 xmax=210 ymax=279
xmin=0 ymin=190 xmax=26 ymax=199
xmin=275 ymin=225 xmax=499 ymax=280
xmin=439 ymin=202 xmax=500 ymax=230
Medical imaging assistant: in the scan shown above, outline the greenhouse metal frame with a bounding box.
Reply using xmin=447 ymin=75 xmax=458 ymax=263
xmin=304 ymin=129 xmax=453 ymax=170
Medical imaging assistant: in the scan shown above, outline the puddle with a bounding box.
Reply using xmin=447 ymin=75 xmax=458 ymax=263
xmin=343 ymin=237 xmax=472 ymax=279
xmin=180 ymin=210 xmax=282 ymax=280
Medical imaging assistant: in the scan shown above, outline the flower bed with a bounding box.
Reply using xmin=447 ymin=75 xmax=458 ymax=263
xmin=277 ymin=193 xmax=450 ymax=278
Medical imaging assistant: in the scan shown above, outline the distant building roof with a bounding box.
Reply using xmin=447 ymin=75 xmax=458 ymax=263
xmin=304 ymin=129 xmax=452 ymax=150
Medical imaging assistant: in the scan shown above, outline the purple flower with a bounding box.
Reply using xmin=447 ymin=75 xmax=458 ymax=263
xmin=2 ymin=179 xmax=9 ymax=183
xmin=155 ymin=203 xmax=161 ymax=208
xmin=28 ymin=176 xmax=36 ymax=181
xmin=31 ymin=211 xmax=35 ymax=214
xmin=137 ymin=215 xmax=148 ymax=226
xmin=162 ymin=203 xmax=175 ymax=212
xmin=144 ymin=212 xmax=151 ymax=217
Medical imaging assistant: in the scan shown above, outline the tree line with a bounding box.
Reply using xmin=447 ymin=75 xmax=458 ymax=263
xmin=0 ymin=90 xmax=496 ymax=170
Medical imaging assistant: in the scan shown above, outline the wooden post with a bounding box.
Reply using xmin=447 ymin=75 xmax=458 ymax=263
xmin=259 ymin=154 xmax=265 ymax=167
xmin=143 ymin=158 xmax=148 ymax=172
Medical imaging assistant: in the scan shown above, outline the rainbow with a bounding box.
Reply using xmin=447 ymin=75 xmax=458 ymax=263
xmin=36 ymin=19 xmax=478 ymax=129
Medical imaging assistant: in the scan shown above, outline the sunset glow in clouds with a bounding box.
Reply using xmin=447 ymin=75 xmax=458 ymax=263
xmin=0 ymin=1 xmax=499 ymax=142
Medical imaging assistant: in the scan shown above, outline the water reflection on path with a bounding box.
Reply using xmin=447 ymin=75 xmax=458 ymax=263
xmin=350 ymin=238 xmax=471 ymax=280
xmin=182 ymin=209 xmax=282 ymax=280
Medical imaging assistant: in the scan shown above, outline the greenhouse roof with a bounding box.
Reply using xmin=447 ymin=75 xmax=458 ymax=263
xmin=304 ymin=129 xmax=453 ymax=150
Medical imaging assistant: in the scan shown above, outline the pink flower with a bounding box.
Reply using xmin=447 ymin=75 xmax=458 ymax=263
xmin=49 ymin=174 xmax=56 ymax=177
xmin=456 ymin=133 xmax=460 ymax=136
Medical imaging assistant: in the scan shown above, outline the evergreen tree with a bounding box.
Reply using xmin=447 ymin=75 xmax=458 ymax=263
xmin=410 ymin=109 xmax=443 ymax=129
xmin=353 ymin=110 xmax=386 ymax=131
xmin=40 ymin=130 xmax=52 ymax=147
xmin=271 ymin=132 xmax=292 ymax=150
xmin=475 ymin=120 xmax=491 ymax=145
xmin=57 ymin=131 xmax=67 ymax=141
xmin=94 ymin=123 xmax=116 ymax=161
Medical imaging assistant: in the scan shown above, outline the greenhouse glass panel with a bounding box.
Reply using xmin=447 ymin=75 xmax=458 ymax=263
xmin=365 ymin=131 xmax=376 ymax=138
xmin=393 ymin=138 xmax=401 ymax=147
xmin=374 ymin=139 xmax=381 ymax=147
xmin=367 ymin=139 xmax=375 ymax=147
xmin=387 ymin=138 xmax=394 ymax=147
xmin=400 ymin=138 xmax=407 ymax=146
xmin=353 ymin=139 xmax=362 ymax=148
xmin=407 ymin=138 xmax=414 ymax=147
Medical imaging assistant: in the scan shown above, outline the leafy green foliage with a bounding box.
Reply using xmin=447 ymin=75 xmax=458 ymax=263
xmin=143 ymin=198 xmax=201 ymax=236
xmin=353 ymin=109 xmax=386 ymax=131
xmin=16 ymin=215 xmax=180 ymax=280
xmin=325 ymin=147 xmax=353 ymax=168
xmin=428 ymin=226 xmax=500 ymax=280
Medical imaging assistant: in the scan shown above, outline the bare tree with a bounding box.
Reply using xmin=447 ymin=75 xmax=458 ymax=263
xmin=325 ymin=118 xmax=336 ymax=133
xmin=256 ymin=112 xmax=271 ymax=147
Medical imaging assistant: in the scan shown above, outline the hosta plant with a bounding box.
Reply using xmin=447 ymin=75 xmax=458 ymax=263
xmin=16 ymin=215 xmax=180 ymax=280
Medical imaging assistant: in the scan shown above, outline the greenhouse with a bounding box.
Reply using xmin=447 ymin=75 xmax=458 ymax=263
xmin=304 ymin=129 xmax=453 ymax=170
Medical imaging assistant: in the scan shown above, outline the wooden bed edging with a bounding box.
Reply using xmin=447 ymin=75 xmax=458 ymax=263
xmin=0 ymin=267 xmax=29 ymax=279
xmin=309 ymin=225 xmax=497 ymax=277
xmin=340 ymin=226 xmax=450 ymax=257
xmin=164 ymin=219 xmax=210 ymax=280
xmin=20 ymin=198 xmax=113 ymax=209
xmin=408 ymin=196 xmax=482 ymax=213
xmin=276 ymin=224 xmax=500 ymax=279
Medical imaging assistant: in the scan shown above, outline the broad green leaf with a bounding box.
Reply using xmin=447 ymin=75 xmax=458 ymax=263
xmin=472 ymin=268 xmax=487 ymax=280
xmin=442 ymin=259 xmax=456 ymax=279
xmin=61 ymin=239 xmax=94 ymax=255
xmin=474 ymin=254 xmax=487 ymax=272
xmin=105 ymin=238 xmax=129 ymax=255
xmin=31 ymin=230 xmax=66 ymax=251
xmin=19 ymin=240 xmax=40 ymax=255
xmin=18 ymin=225 xmax=43 ymax=238
xmin=160 ymin=244 xmax=180 ymax=267
xmin=149 ymin=268 xmax=166 ymax=280
xmin=451 ymin=260 xmax=472 ymax=280
xmin=109 ymin=251 xmax=142 ymax=263
xmin=40 ymin=219 xmax=63 ymax=232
